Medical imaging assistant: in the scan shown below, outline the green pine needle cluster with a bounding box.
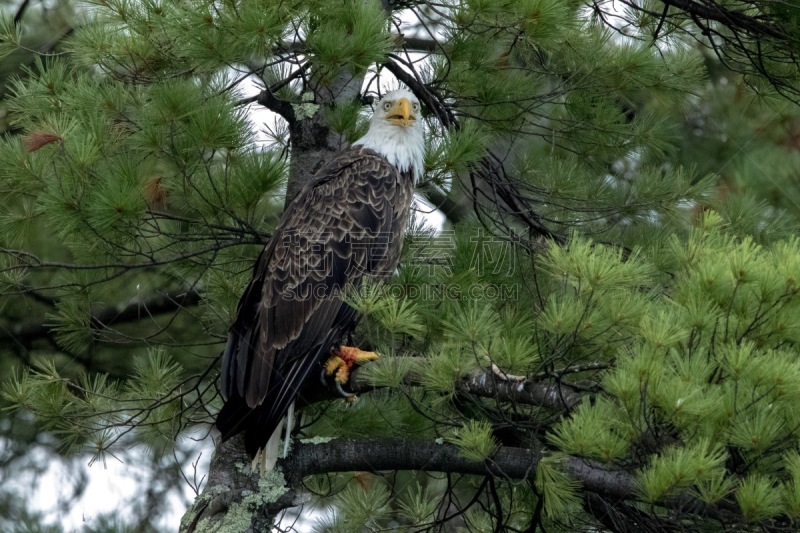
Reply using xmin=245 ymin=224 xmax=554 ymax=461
xmin=396 ymin=481 xmax=438 ymax=527
xmin=637 ymin=439 xmax=728 ymax=503
xmin=306 ymin=0 xmax=392 ymax=80
xmin=535 ymin=455 xmax=582 ymax=522
xmin=447 ymin=419 xmax=499 ymax=462
xmin=2 ymin=348 xmax=201 ymax=459
xmin=543 ymin=216 xmax=800 ymax=520
xmin=316 ymin=481 xmax=392 ymax=532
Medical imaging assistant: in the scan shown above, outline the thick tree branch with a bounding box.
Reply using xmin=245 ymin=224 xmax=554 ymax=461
xmin=255 ymin=88 xmax=295 ymax=122
xmin=284 ymin=439 xmax=633 ymax=494
xmin=294 ymin=360 xmax=587 ymax=414
xmin=456 ymin=367 xmax=584 ymax=412
xmin=282 ymin=439 xmax=638 ymax=500
xmin=182 ymin=435 xmax=679 ymax=531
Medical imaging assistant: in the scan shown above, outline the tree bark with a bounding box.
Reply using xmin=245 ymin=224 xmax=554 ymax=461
xmin=283 ymin=58 xmax=372 ymax=203
xmin=181 ymin=435 xmax=641 ymax=532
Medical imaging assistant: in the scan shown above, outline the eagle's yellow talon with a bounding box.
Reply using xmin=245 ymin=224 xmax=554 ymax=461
xmin=325 ymin=356 xmax=345 ymax=376
xmin=324 ymin=345 xmax=379 ymax=384
xmin=336 ymin=365 xmax=349 ymax=384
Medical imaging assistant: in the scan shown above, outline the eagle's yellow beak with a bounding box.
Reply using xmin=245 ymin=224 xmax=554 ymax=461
xmin=386 ymin=98 xmax=416 ymax=127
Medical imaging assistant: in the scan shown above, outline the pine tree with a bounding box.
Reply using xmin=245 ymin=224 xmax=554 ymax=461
xmin=0 ymin=0 xmax=798 ymax=531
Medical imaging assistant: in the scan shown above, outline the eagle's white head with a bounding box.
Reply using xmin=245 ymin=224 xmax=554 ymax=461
xmin=354 ymin=88 xmax=425 ymax=184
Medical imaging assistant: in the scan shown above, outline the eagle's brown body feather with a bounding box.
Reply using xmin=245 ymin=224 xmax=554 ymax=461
xmin=216 ymin=146 xmax=415 ymax=456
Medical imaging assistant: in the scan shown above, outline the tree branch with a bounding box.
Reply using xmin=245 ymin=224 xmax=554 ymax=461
xmin=256 ymin=89 xmax=296 ymax=122
xmin=398 ymin=36 xmax=438 ymax=53
xmin=182 ymin=435 xmax=648 ymax=532
xmin=456 ymin=368 xmax=584 ymax=412
xmin=656 ymin=0 xmax=794 ymax=41
xmin=0 ymin=288 xmax=203 ymax=348
xmin=294 ymin=360 xmax=587 ymax=414
xmin=13 ymin=0 xmax=32 ymax=25
xmin=185 ymin=432 xmax=744 ymax=532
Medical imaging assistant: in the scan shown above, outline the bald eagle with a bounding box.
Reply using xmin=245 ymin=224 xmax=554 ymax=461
xmin=215 ymin=89 xmax=425 ymax=469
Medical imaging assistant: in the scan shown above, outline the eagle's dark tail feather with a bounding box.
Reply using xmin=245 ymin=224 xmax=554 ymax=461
xmin=215 ymin=395 xmax=258 ymax=452
xmin=216 ymin=392 xmax=286 ymax=458
xmin=216 ymin=305 xmax=361 ymax=460
xmin=215 ymin=341 xmax=333 ymax=459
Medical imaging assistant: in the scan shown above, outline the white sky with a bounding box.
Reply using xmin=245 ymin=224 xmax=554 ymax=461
xmin=2 ymin=437 xmax=209 ymax=531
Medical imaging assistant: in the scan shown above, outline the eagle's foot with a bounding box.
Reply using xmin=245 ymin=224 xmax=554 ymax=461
xmin=323 ymin=346 xmax=379 ymax=397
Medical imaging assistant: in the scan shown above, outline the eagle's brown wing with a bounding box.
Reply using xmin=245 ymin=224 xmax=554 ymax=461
xmin=216 ymin=147 xmax=413 ymax=455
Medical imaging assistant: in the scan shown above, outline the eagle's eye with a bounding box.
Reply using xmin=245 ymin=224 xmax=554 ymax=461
xmin=412 ymin=102 xmax=419 ymax=112
xmin=382 ymin=101 xmax=392 ymax=111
